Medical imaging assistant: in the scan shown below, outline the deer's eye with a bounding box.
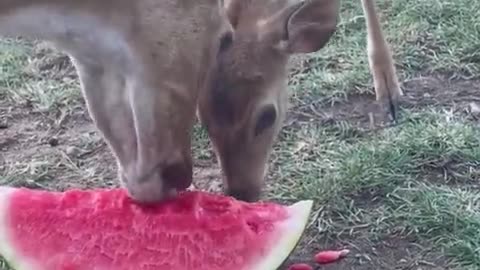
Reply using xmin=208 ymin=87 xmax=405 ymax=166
xmin=254 ymin=104 xmax=277 ymax=136
xmin=218 ymin=32 xmax=233 ymax=53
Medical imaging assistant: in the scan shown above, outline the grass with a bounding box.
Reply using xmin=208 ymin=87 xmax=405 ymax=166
xmin=281 ymin=0 xmax=480 ymax=267
xmin=1 ymin=0 xmax=480 ymax=268
xmin=267 ymin=110 xmax=480 ymax=267
xmin=0 ymin=38 xmax=81 ymax=111
xmin=390 ymin=184 xmax=480 ymax=267
xmin=289 ymin=0 xmax=480 ymax=105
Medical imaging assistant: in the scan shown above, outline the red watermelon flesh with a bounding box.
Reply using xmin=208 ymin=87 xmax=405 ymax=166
xmin=0 ymin=187 xmax=313 ymax=270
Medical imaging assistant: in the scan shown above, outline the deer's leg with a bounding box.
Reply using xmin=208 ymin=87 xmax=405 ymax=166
xmin=361 ymin=0 xmax=403 ymax=122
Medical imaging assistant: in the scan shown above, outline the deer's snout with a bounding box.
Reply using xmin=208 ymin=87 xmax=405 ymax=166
xmin=162 ymin=160 xmax=193 ymax=191
xmin=227 ymin=186 xmax=262 ymax=202
xmin=120 ymin=159 xmax=193 ymax=203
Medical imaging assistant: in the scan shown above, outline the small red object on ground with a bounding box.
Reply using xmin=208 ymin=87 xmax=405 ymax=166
xmin=314 ymin=249 xmax=350 ymax=264
xmin=288 ymin=263 xmax=314 ymax=270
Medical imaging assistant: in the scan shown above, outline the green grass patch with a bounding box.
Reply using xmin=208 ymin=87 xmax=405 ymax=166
xmin=0 ymin=39 xmax=80 ymax=110
xmin=289 ymin=0 xmax=480 ymax=104
xmin=268 ymin=110 xmax=480 ymax=267
xmin=0 ymin=38 xmax=31 ymax=91
xmin=390 ymin=184 xmax=480 ymax=268
xmin=276 ymin=0 xmax=480 ymax=266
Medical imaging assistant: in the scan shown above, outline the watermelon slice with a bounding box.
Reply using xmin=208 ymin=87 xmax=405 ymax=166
xmin=0 ymin=187 xmax=313 ymax=270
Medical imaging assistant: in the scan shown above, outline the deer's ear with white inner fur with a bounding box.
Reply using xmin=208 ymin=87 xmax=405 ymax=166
xmin=257 ymin=0 xmax=340 ymax=54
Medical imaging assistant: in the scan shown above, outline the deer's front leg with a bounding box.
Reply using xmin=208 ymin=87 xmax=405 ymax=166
xmin=369 ymin=50 xmax=403 ymax=123
xmin=361 ymin=0 xmax=403 ymax=123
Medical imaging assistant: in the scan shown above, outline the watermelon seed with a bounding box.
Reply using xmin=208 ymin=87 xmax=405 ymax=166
xmin=246 ymin=221 xmax=259 ymax=233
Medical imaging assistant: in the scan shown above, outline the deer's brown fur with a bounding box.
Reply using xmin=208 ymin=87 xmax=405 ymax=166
xmin=1 ymin=0 xmax=400 ymax=203
xmin=0 ymin=0 xmax=232 ymax=202
xmin=198 ymin=0 xmax=401 ymax=201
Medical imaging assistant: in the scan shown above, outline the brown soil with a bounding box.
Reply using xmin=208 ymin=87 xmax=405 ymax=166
xmin=286 ymin=75 xmax=480 ymax=132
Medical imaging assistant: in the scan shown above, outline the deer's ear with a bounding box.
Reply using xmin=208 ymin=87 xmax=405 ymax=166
xmin=258 ymin=0 xmax=340 ymax=54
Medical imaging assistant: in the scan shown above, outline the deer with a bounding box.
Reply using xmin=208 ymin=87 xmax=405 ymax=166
xmin=0 ymin=0 xmax=234 ymax=203
xmin=0 ymin=0 xmax=400 ymax=204
xmin=197 ymin=0 xmax=402 ymax=202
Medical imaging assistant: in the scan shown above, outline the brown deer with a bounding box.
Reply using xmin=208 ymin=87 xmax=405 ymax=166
xmin=1 ymin=0 xmax=399 ymax=204
xmin=198 ymin=0 xmax=402 ymax=201
xmin=0 ymin=0 xmax=234 ymax=202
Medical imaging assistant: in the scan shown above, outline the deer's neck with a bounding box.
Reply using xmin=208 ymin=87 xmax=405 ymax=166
xmin=2 ymin=1 xmax=100 ymax=37
xmin=0 ymin=0 xmax=135 ymax=69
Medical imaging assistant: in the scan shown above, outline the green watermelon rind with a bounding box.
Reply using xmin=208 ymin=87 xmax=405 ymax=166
xmin=248 ymin=199 xmax=313 ymax=270
xmin=0 ymin=187 xmax=39 ymax=270
xmin=0 ymin=187 xmax=313 ymax=270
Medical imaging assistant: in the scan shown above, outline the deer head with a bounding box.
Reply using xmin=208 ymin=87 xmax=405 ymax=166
xmin=198 ymin=0 xmax=340 ymax=201
xmin=0 ymin=0 xmax=233 ymax=203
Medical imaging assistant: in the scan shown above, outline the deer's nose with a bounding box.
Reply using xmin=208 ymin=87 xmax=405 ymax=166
xmin=162 ymin=161 xmax=193 ymax=191
xmin=226 ymin=187 xmax=261 ymax=202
